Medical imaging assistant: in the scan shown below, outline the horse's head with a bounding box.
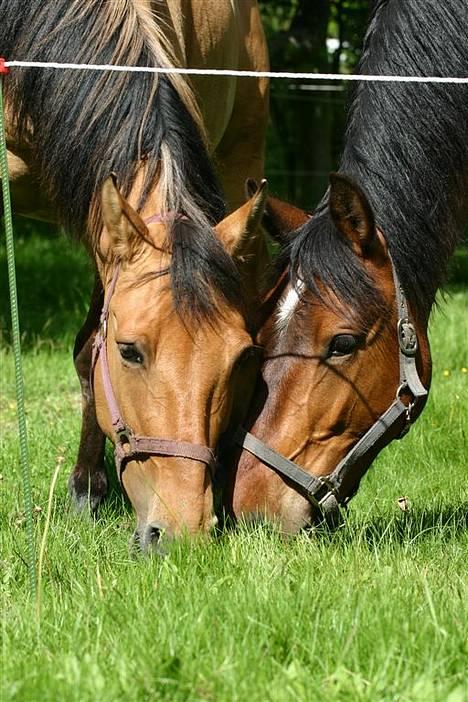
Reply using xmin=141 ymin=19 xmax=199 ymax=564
xmin=229 ymin=174 xmax=432 ymax=533
xmin=94 ymin=177 xmax=267 ymax=550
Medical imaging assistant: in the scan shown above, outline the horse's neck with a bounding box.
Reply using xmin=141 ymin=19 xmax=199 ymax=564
xmin=154 ymin=0 xmax=239 ymax=154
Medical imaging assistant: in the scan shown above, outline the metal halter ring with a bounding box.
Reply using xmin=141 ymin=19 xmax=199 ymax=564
xmin=116 ymin=426 xmax=133 ymax=447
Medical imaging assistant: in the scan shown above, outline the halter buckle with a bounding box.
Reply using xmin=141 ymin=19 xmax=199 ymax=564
xmin=395 ymin=384 xmax=416 ymax=438
xmin=309 ymin=476 xmax=338 ymax=507
xmin=99 ymin=316 xmax=107 ymax=340
xmin=397 ymin=318 xmax=418 ymax=356
xmin=116 ymin=425 xmax=133 ymax=448
xmin=405 ymin=400 xmax=415 ymax=423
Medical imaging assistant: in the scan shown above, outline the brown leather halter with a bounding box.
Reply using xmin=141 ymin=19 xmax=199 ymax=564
xmin=235 ymin=256 xmax=428 ymax=527
xmin=92 ymin=214 xmax=216 ymax=482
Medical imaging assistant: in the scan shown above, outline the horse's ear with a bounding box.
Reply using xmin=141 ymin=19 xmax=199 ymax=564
xmin=100 ymin=175 xmax=147 ymax=261
xmin=214 ymin=179 xmax=268 ymax=257
xmin=245 ymin=177 xmax=260 ymax=199
xmin=329 ymin=172 xmax=384 ymax=258
xmin=263 ymin=195 xmax=309 ymax=245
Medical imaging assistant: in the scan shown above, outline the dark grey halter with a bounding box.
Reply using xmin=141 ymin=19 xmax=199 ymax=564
xmin=235 ymin=257 xmax=428 ymax=525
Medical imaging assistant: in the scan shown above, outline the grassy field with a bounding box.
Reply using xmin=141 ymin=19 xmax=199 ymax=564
xmin=1 ymin=231 xmax=467 ymax=702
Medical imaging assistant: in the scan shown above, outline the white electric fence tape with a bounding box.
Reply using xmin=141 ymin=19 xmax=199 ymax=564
xmin=5 ymin=61 xmax=468 ymax=84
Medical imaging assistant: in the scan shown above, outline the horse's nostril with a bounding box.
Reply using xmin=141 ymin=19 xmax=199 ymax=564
xmin=147 ymin=523 xmax=163 ymax=543
xmin=132 ymin=522 xmax=172 ymax=556
xmin=129 ymin=526 xmax=159 ymax=555
xmin=139 ymin=521 xmax=168 ymax=553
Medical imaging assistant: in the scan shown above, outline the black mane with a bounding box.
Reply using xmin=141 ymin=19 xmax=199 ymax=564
xmin=292 ymin=0 xmax=468 ymax=322
xmin=2 ymin=0 xmax=242 ymax=318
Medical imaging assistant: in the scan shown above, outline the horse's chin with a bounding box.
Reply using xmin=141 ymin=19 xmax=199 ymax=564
xmin=237 ymin=489 xmax=347 ymax=535
xmin=237 ymin=498 xmax=313 ymax=536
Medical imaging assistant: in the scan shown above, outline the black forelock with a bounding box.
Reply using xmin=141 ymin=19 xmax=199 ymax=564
xmin=169 ymin=220 xmax=244 ymax=321
xmin=289 ymin=204 xmax=387 ymax=327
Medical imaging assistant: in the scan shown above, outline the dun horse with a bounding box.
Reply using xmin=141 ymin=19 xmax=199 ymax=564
xmin=227 ymin=0 xmax=468 ymax=532
xmin=2 ymin=0 xmax=270 ymax=549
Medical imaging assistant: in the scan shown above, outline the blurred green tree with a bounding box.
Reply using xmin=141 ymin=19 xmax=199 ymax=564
xmin=259 ymin=0 xmax=373 ymax=207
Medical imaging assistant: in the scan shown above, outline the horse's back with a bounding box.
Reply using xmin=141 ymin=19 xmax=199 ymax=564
xmin=160 ymin=0 xmax=269 ymax=208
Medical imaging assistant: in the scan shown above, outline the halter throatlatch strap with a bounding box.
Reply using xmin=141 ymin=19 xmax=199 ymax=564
xmin=91 ymin=214 xmax=216 ymax=480
xmin=236 ymin=256 xmax=428 ymax=526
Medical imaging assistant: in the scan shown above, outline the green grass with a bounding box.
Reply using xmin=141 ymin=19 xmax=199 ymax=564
xmin=1 ymin=232 xmax=467 ymax=702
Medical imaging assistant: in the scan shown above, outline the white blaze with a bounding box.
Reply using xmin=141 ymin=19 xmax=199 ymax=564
xmin=276 ymin=282 xmax=304 ymax=331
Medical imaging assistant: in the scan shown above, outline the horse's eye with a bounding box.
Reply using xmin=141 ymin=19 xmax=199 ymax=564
xmin=328 ymin=334 xmax=360 ymax=357
xmin=118 ymin=343 xmax=144 ymax=365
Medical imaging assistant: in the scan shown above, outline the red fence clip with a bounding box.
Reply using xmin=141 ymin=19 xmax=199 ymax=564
xmin=0 ymin=58 xmax=10 ymax=74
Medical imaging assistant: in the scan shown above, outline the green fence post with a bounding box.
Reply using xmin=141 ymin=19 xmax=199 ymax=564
xmin=0 ymin=61 xmax=37 ymax=597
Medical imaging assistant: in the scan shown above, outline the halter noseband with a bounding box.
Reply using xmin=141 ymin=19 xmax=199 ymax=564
xmin=235 ymin=255 xmax=428 ymax=526
xmin=92 ymin=213 xmax=216 ymax=481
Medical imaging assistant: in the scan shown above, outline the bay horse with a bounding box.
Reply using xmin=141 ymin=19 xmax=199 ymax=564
xmin=226 ymin=0 xmax=468 ymax=533
xmin=1 ymin=0 xmax=270 ymax=549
